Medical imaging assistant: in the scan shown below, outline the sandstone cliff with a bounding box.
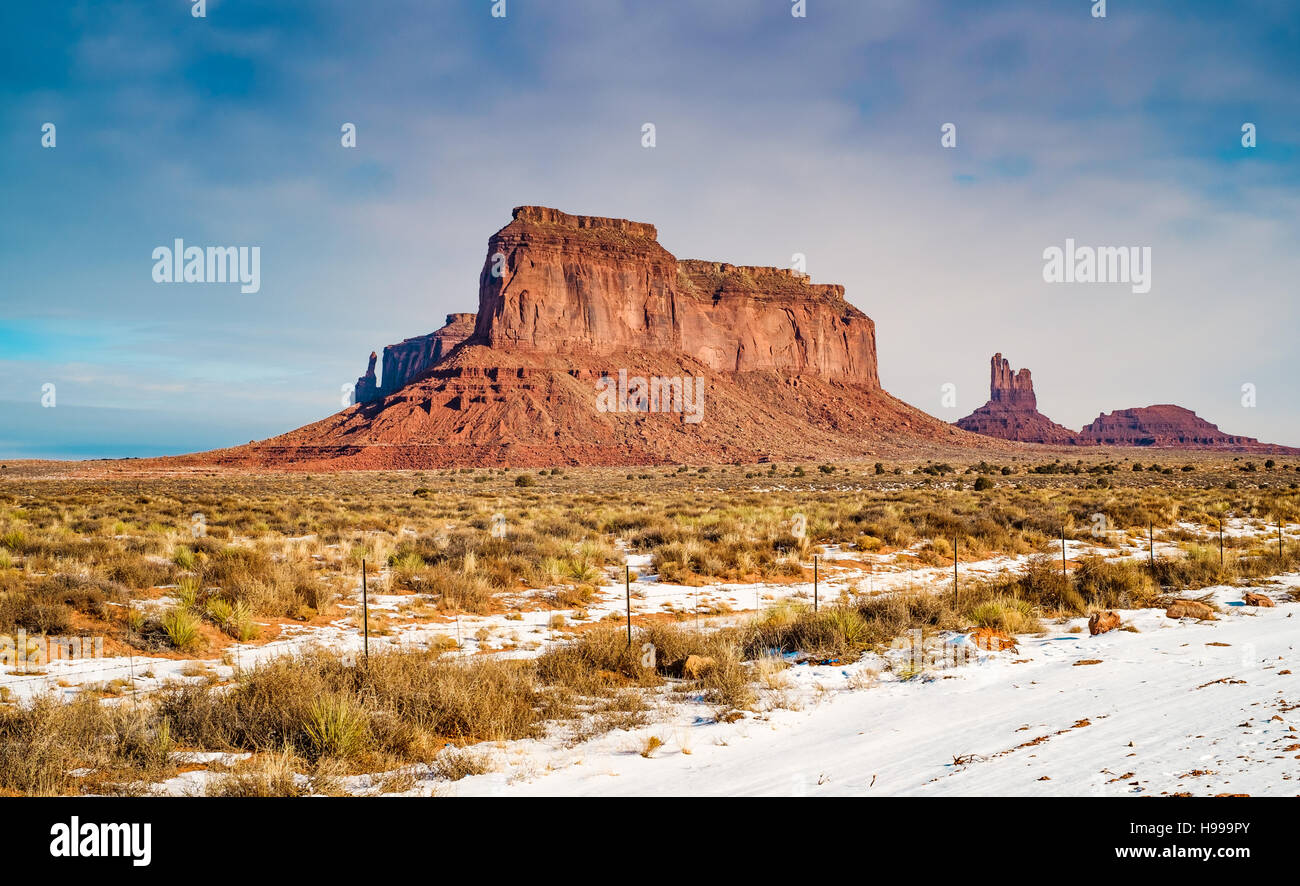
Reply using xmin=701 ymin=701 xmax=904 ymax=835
xmin=187 ymin=206 xmax=991 ymax=468
xmin=955 ymin=354 xmax=1079 ymax=444
xmin=473 ymin=206 xmax=878 ymax=384
xmin=1079 ymin=405 xmax=1263 ymax=448
xmin=356 ymin=313 xmax=476 ymax=403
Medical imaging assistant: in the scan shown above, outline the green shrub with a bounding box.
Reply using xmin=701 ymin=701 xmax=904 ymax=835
xmin=303 ymin=694 xmax=369 ymax=760
xmin=160 ymin=607 xmax=202 ymax=651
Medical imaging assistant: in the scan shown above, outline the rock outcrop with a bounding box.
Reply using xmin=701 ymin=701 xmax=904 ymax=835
xmin=954 ymin=357 xmax=1296 ymax=452
xmin=179 ymin=205 xmax=999 ymax=469
xmin=475 ymin=206 xmax=878 ymax=383
xmin=356 ymin=313 xmax=476 ymax=404
xmin=1078 ymin=405 xmax=1262 ymax=448
xmin=954 ymin=354 xmax=1079 ymax=444
xmin=354 ymin=352 xmax=379 ymax=404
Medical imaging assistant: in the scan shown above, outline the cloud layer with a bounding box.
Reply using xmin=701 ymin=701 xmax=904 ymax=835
xmin=3 ymin=0 xmax=1297 ymax=456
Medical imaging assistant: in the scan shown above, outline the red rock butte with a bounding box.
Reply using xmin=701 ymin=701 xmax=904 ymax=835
xmin=955 ymin=353 xmax=1295 ymax=453
xmin=177 ymin=205 xmax=1001 ymax=469
xmin=955 ymin=354 xmax=1080 ymax=445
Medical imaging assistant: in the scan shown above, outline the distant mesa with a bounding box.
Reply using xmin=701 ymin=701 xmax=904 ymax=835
xmin=955 ymin=354 xmax=1080 ymax=445
xmin=955 ymin=353 xmax=1294 ymax=452
xmin=158 ymin=208 xmax=1294 ymax=472
xmin=173 ymin=205 xmax=1000 ymax=469
xmin=1078 ymin=405 xmax=1267 ymax=448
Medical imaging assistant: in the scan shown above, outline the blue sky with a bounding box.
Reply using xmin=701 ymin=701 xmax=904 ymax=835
xmin=2 ymin=0 xmax=1298 ymax=458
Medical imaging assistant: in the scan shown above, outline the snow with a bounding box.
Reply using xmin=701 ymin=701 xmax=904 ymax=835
xmin=7 ymin=523 xmax=1298 ymax=796
xmin=452 ymin=575 xmax=1300 ymax=797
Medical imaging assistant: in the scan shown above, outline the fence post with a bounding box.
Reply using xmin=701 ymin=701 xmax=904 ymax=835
xmin=1219 ymin=517 xmax=1224 ymax=568
xmin=1061 ymin=525 xmax=1067 ymax=582
xmin=813 ymin=555 xmax=819 ymax=613
xmin=952 ymin=534 xmax=958 ymax=607
xmin=362 ymin=559 xmax=369 ymax=662
xmin=126 ymin=599 xmax=137 ymax=707
xmin=1148 ymin=521 xmax=1155 ymax=574
xmin=625 ymin=564 xmax=632 ymax=647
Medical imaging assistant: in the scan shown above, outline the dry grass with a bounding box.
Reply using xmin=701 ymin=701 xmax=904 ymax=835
xmin=0 ymin=457 xmax=1296 ymax=792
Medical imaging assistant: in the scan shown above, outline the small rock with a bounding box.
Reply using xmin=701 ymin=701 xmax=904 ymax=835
xmin=1088 ymin=610 xmax=1122 ymax=636
xmin=971 ymin=627 xmax=1018 ymax=651
xmin=1166 ymin=600 xmax=1216 ymax=620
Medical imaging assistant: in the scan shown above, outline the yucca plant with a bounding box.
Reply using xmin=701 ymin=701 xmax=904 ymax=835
xmin=389 ymin=551 xmax=425 ymax=589
xmin=160 ymin=607 xmax=202 ymax=651
xmin=303 ymin=694 xmax=369 ymax=760
xmin=171 ymin=545 xmax=197 ymax=570
xmin=205 ymin=597 xmax=234 ymax=630
xmin=175 ymin=576 xmax=202 ymax=612
xmin=0 ymin=529 xmax=26 ymax=553
xmin=229 ymin=600 xmax=259 ymax=641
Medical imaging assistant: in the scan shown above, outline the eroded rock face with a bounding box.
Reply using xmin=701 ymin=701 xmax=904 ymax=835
xmin=354 ymin=352 xmax=379 ymax=404
xmin=1079 ymin=405 xmax=1260 ymax=448
xmin=675 ymin=260 xmax=878 ymax=383
xmin=190 ymin=206 xmax=1001 ymax=469
xmin=474 ymin=206 xmax=879 ymax=385
xmin=355 ymin=313 xmax=477 ymax=403
xmin=955 ymin=354 xmax=1079 ymax=444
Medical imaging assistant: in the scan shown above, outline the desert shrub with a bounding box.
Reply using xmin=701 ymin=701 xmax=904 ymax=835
xmin=388 ymin=552 xmax=426 ymax=590
xmin=1072 ymin=555 xmax=1159 ymax=609
xmin=430 ymin=747 xmax=494 ymax=781
xmin=425 ymin=564 xmax=496 ymax=613
xmin=304 ymin=694 xmax=370 ymax=760
xmin=160 ymin=649 xmax=543 ymax=762
xmin=1001 ymin=555 xmax=1086 ymax=614
xmin=0 ymin=695 xmax=173 ymax=795
xmin=101 ymin=554 xmax=173 ymax=591
xmin=0 ymin=594 xmax=71 ymax=634
xmin=0 ymin=529 xmax=28 ymax=554
xmin=1151 ymin=546 xmax=1225 ymax=590
xmin=743 ymin=601 xmax=873 ymax=660
xmin=537 ymin=625 xmax=649 ymax=693
xmin=22 ymin=574 xmax=124 ymax=624
xmin=160 ymin=607 xmax=202 ymax=651
xmin=205 ymin=748 xmax=306 ymax=797
xmin=968 ymin=597 xmax=1040 ymax=634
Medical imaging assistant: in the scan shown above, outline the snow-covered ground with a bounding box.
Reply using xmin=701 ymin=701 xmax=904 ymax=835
xmin=451 ymin=575 xmax=1299 ymax=797
xmin=7 ymin=523 xmax=1298 ymax=797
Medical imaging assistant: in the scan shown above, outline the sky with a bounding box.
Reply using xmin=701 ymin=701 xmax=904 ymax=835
xmin=2 ymin=0 xmax=1298 ymax=458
